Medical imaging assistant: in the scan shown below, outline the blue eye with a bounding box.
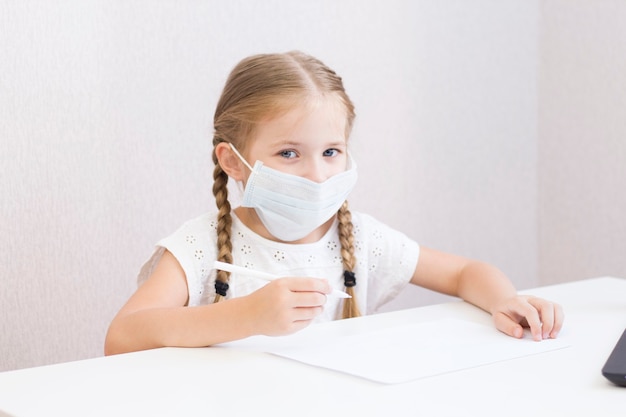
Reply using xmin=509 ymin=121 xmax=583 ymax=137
xmin=323 ymin=149 xmax=339 ymax=157
xmin=279 ymin=150 xmax=298 ymax=159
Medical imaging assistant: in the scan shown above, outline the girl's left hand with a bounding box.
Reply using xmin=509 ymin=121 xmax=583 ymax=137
xmin=491 ymin=295 xmax=564 ymax=341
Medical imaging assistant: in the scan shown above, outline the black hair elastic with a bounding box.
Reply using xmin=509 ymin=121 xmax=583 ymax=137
xmin=343 ymin=270 xmax=356 ymax=287
xmin=214 ymin=280 xmax=230 ymax=297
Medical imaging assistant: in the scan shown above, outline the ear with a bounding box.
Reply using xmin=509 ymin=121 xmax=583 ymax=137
xmin=215 ymin=142 xmax=248 ymax=181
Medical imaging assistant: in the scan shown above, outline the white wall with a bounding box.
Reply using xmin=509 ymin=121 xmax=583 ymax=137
xmin=1 ymin=0 xmax=541 ymax=371
xmin=538 ymin=0 xmax=626 ymax=285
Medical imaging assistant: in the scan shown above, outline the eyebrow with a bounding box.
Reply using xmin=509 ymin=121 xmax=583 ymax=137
xmin=271 ymin=140 xmax=347 ymax=148
xmin=326 ymin=141 xmax=348 ymax=148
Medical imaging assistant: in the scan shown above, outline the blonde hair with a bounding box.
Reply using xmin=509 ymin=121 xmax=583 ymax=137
xmin=211 ymin=51 xmax=360 ymax=318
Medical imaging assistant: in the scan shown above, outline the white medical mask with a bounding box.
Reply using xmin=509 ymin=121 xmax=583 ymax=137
xmin=229 ymin=144 xmax=358 ymax=241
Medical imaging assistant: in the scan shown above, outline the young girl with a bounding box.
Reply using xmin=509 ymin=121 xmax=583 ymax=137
xmin=105 ymin=51 xmax=564 ymax=355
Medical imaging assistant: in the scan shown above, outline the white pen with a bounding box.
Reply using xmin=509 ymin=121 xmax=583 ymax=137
xmin=213 ymin=261 xmax=352 ymax=299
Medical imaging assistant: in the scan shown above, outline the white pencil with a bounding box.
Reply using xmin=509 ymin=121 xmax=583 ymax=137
xmin=213 ymin=261 xmax=352 ymax=298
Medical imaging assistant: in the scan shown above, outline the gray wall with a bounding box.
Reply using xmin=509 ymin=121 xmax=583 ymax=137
xmin=2 ymin=0 xmax=623 ymax=371
xmin=537 ymin=0 xmax=626 ymax=284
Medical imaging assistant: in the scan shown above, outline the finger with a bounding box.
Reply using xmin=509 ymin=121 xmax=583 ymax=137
xmin=493 ymin=312 xmax=524 ymax=339
xmin=281 ymin=277 xmax=331 ymax=295
xmin=291 ymin=291 xmax=327 ymax=308
xmin=287 ymin=305 xmax=327 ymax=332
xmin=529 ymin=298 xmax=555 ymax=339
xmin=293 ymin=305 xmax=324 ymax=322
xmin=519 ymin=302 xmax=543 ymax=341
xmin=284 ymin=317 xmax=315 ymax=334
xmin=505 ymin=297 xmax=543 ymax=341
xmin=549 ymin=302 xmax=564 ymax=338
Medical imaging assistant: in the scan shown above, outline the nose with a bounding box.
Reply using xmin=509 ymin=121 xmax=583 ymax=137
xmin=301 ymin=157 xmax=328 ymax=183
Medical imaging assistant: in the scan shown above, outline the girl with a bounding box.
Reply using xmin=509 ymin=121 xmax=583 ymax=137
xmin=105 ymin=51 xmax=563 ymax=355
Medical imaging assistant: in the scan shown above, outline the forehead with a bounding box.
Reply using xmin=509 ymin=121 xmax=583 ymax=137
xmin=253 ymin=95 xmax=348 ymax=142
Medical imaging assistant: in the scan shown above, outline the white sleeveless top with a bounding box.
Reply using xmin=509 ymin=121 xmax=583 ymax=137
xmin=137 ymin=211 xmax=420 ymax=321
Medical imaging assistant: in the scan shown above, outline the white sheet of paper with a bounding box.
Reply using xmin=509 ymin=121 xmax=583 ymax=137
xmin=266 ymin=319 xmax=569 ymax=384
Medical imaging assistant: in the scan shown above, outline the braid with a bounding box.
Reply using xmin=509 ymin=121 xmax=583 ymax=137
xmin=337 ymin=200 xmax=361 ymax=318
xmin=211 ymin=145 xmax=233 ymax=303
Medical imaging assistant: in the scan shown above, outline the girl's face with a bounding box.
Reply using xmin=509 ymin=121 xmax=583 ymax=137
xmin=244 ymin=96 xmax=349 ymax=183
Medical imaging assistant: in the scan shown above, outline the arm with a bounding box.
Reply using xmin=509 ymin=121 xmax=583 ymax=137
xmin=410 ymin=246 xmax=564 ymax=341
xmin=104 ymin=250 xmax=330 ymax=355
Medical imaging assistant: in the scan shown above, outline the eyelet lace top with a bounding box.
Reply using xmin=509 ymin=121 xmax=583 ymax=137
xmin=137 ymin=211 xmax=419 ymax=321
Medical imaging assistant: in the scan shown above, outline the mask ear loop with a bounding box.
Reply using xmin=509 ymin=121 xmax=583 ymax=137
xmin=228 ymin=143 xmax=254 ymax=172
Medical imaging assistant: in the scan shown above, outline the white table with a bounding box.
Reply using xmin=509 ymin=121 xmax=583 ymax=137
xmin=0 ymin=277 xmax=624 ymax=417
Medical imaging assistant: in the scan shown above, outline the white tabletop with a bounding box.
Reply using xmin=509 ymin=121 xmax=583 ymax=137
xmin=0 ymin=277 xmax=624 ymax=417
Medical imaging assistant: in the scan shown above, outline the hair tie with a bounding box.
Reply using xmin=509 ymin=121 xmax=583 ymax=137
xmin=343 ymin=270 xmax=356 ymax=287
xmin=214 ymin=280 xmax=230 ymax=297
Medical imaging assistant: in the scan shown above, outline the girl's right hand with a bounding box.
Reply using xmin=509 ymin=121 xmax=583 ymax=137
xmin=244 ymin=277 xmax=331 ymax=336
